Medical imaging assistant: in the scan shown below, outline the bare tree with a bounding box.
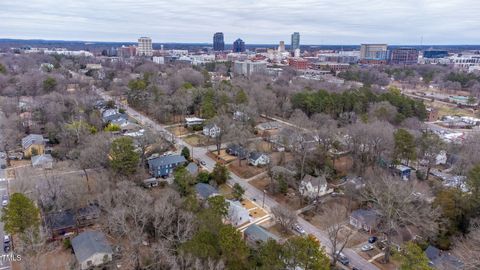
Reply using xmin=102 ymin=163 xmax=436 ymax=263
xmin=453 ymin=219 xmax=480 ymax=270
xmin=325 ymin=205 xmax=353 ymax=266
xmin=271 ymin=205 xmax=297 ymax=233
xmin=362 ymin=172 xmax=439 ymax=263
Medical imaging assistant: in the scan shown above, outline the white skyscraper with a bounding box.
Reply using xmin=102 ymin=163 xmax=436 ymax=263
xmin=137 ymin=37 xmax=153 ymax=57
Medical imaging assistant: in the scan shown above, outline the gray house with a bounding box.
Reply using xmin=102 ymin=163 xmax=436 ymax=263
xmin=349 ymin=209 xmax=379 ymax=233
xmin=148 ymin=155 xmax=187 ymax=178
xmin=72 ymin=231 xmax=113 ymax=270
xmin=244 ymin=224 xmax=279 ymax=247
xmin=195 ymin=183 xmax=218 ymax=200
xmin=425 ymin=245 xmax=464 ymax=270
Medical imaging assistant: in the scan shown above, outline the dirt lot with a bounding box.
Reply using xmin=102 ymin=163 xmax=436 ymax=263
xmin=250 ymin=176 xmax=304 ymax=210
xmin=218 ymin=184 xmax=234 ymax=200
xmin=333 ymin=155 xmax=353 ymax=175
xmin=167 ymin=126 xmax=191 ymax=136
xmin=12 ymin=244 xmax=75 ymax=270
xmin=301 ymin=197 xmax=351 ymax=230
xmin=228 ymin=159 xmax=266 ymax=179
xmin=183 ymin=134 xmax=209 ymax=147
xmin=239 ymin=198 xmax=268 ymax=219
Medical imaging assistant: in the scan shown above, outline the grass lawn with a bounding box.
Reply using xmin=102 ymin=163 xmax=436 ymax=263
xmin=167 ymin=126 xmax=191 ymax=136
xmin=209 ymin=149 xmax=238 ymax=163
xmin=183 ymin=134 xmax=209 ymax=147
xmin=228 ymin=159 xmax=266 ymax=179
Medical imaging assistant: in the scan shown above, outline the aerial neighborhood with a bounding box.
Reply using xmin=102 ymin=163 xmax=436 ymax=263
xmin=0 ymin=29 xmax=479 ymax=270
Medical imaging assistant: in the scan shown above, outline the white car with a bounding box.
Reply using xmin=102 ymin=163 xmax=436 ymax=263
xmin=293 ymin=224 xmax=306 ymax=235
xmin=361 ymin=244 xmax=374 ymax=251
xmin=2 ymin=199 xmax=7 ymax=207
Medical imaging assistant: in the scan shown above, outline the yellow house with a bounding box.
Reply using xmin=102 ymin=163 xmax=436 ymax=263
xmin=22 ymin=134 xmax=46 ymax=158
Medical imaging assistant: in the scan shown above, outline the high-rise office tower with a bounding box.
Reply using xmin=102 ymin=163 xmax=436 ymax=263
xmin=291 ymin=32 xmax=300 ymax=51
xmin=233 ymin=38 xmax=246 ymax=53
xmin=137 ymin=37 xmax=153 ymax=56
xmin=278 ymin=41 xmax=285 ymax=52
xmin=213 ymin=32 xmax=225 ymax=51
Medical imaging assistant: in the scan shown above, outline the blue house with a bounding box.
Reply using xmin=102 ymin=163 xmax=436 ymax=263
xmin=148 ymin=155 xmax=187 ymax=178
xmin=394 ymin=165 xmax=411 ymax=181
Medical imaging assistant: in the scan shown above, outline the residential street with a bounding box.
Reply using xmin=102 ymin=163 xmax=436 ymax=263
xmin=0 ymin=117 xmax=12 ymax=270
xmin=96 ymin=87 xmax=380 ymax=270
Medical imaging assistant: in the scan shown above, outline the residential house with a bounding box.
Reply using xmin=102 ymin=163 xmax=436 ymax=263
xmin=226 ymin=144 xmax=248 ymax=159
xmin=349 ymin=209 xmax=379 ymax=233
xmin=195 ymin=183 xmax=218 ymax=200
xmin=22 ymin=134 xmax=46 ymax=158
xmin=185 ymin=117 xmax=205 ymax=127
xmin=255 ymin=121 xmax=282 ymax=131
xmin=186 ymin=162 xmax=199 ymax=176
xmin=203 ymin=123 xmax=221 ymax=138
xmin=101 ymin=109 xmax=128 ymax=125
xmin=148 ymin=155 xmax=187 ymax=178
xmin=233 ymin=111 xmax=250 ymax=122
xmin=243 ymin=224 xmax=279 ymax=247
xmin=227 ymin=200 xmax=251 ymax=227
xmin=299 ymin=174 xmax=331 ymax=199
xmin=72 ymin=231 xmax=113 ymax=270
xmin=248 ymin=152 xmax=270 ymax=166
xmin=31 ymin=154 xmax=53 ymax=169
xmin=394 ymin=165 xmax=412 ymax=181
xmin=45 ymin=210 xmax=77 ymax=240
xmin=425 ymin=245 xmax=464 ymax=270
xmin=76 ymin=204 xmax=100 ymax=227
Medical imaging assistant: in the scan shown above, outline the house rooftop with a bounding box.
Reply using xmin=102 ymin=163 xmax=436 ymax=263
xmin=21 ymin=134 xmax=45 ymax=149
xmin=303 ymin=174 xmax=327 ymax=186
xmin=186 ymin=162 xmax=198 ymax=175
xmin=195 ymin=183 xmax=218 ymax=199
xmin=45 ymin=210 xmax=76 ymax=231
xmin=351 ymin=209 xmax=379 ymax=228
xmin=148 ymin=155 xmax=187 ymax=168
xmin=244 ymin=224 xmax=279 ymax=243
xmin=425 ymin=245 xmax=464 ymax=270
xmin=72 ymin=231 xmax=112 ymax=264
xmin=31 ymin=154 xmax=53 ymax=167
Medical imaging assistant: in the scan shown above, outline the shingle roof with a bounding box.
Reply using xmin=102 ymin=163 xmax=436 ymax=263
xmin=244 ymin=224 xmax=279 ymax=243
xmin=425 ymin=245 xmax=464 ymax=270
xmin=45 ymin=210 xmax=76 ymax=230
xmin=195 ymin=183 xmax=218 ymax=199
xmin=31 ymin=154 xmax=53 ymax=167
xmin=148 ymin=155 xmax=187 ymax=168
xmin=21 ymin=134 xmax=45 ymax=149
xmin=351 ymin=209 xmax=379 ymax=228
xmin=72 ymin=231 xmax=112 ymax=264
xmin=186 ymin=162 xmax=198 ymax=175
xmin=303 ymin=174 xmax=327 ymax=187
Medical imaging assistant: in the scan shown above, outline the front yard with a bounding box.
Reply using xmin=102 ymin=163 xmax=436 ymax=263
xmin=228 ymin=159 xmax=266 ymax=179
xmin=183 ymin=134 xmax=209 ymax=147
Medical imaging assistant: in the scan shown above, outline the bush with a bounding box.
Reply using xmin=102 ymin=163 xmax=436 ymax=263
xmin=416 ymin=170 xmax=426 ymax=181
xmin=63 ymin=238 xmax=72 ymax=249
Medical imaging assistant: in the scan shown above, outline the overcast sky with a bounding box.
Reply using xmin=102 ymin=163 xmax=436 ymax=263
xmin=1 ymin=0 xmax=479 ymax=45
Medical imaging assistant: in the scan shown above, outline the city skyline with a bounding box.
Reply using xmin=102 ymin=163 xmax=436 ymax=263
xmin=1 ymin=0 xmax=480 ymax=45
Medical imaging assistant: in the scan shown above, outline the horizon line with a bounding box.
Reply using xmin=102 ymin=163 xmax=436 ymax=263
xmin=1 ymin=38 xmax=480 ymax=47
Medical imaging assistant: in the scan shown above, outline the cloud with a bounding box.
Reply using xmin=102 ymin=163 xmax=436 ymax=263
xmin=0 ymin=0 xmax=479 ymax=44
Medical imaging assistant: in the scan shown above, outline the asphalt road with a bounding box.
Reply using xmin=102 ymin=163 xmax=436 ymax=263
xmin=96 ymin=88 xmax=379 ymax=270
xmin=0 ymin=126 xmax=12 ymax=270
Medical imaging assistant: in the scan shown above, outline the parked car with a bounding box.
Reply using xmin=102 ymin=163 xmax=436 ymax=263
xmin=361 ymin=244 xmax=374 ymax=251
xmin=293 ymin=224 xmax=306 ymax=235
xmin=3 ymin=235 xmax=10 ymax=253
xmin=2 ymin=199 xmax=8 ymax=207
xmin=352 ymin=267 xmax=361 ymax=270
xmin=200 ymin=160 xmax=206 ymax=166
xmin=335 ymin=251 xmax=349 ymax=265
xmin=368 ymin=236 xmax=378 ymax=243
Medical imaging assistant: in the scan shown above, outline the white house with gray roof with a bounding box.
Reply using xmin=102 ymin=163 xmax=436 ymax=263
xmin=72 ymin=231 xmax=113 ymax=270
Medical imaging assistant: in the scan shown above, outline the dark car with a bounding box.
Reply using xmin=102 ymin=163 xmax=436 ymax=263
xmin=368 ymin=236 xmax=378 ymax=243
xmin=352 ymin=267 xmax=361 ymax=270
xmin=337 ymin=255 xmax=349 ymax=265
xmin=3 ymin=235 xmax=10 ymax=253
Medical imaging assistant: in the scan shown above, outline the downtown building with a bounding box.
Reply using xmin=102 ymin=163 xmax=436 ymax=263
xmin=233 ymin=38 xmax=246 ymax=53
xmin=213 ymin=32 xmax=225 ymax=51
xmin=291 ymin=32 xmax=300 ymax=51
xmin=389 ymin=48 xmax=419 ymax=65
xmin=137 ymin=37 xmax=153 ymax=57
xmin=233 ymin=60 xmax=267 ymax=76
xmin=359 ymin=44 xmax=388 ymax=64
